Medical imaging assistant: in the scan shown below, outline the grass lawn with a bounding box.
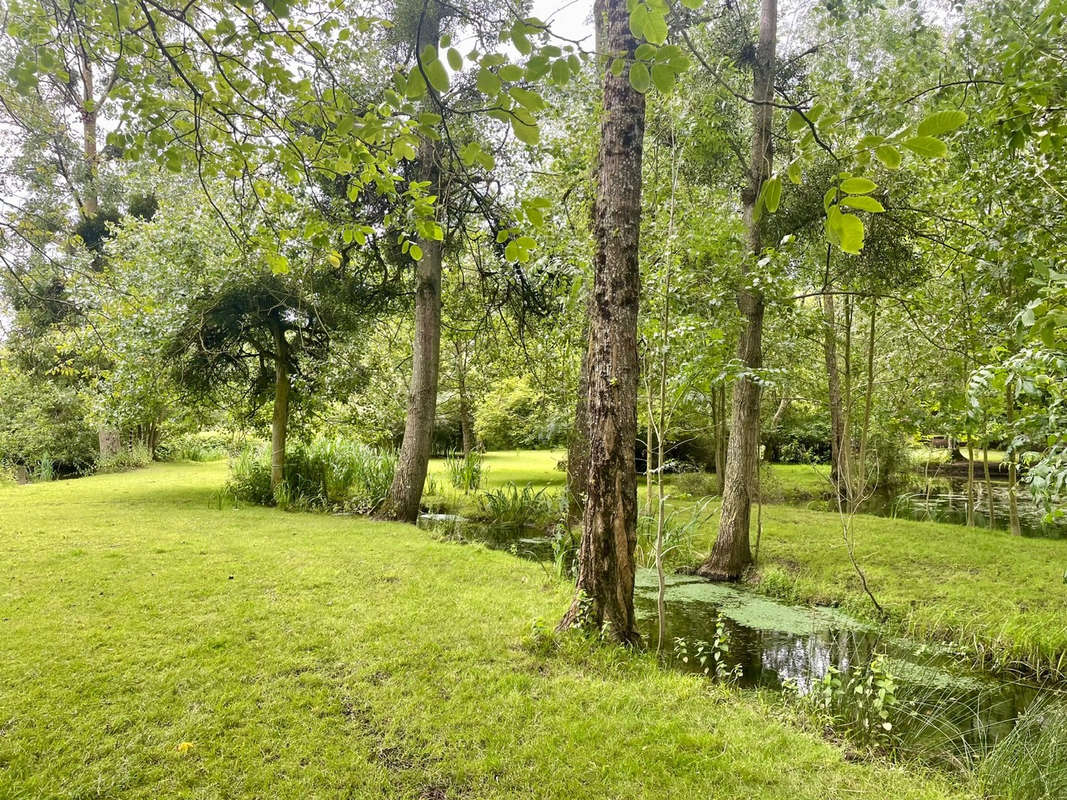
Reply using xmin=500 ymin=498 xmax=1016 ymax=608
xmin=0 ymin=462 xmax=966 ymax=799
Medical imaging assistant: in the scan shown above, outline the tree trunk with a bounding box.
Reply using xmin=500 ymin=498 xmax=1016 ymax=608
xmin=270 ymin=320 xmax=290 ymax=493
xmin=454 ymin=340 xmax=474 ymax=458
xmin=715 ymin=385 xmax=727 ymax=495
xmin=698 ymin=0 xmax=776 ymax=581
xmin=79 ymin=54 xmax=99 ymax=217
xmin=822 ymin=291 xmax=848 ymax=499
xmin=856 ymin=300 xmax=876 ymax=496
xmin=558 ymin=0 xmax=645 ymax=644
xmin=982 ymin=417 xmax=995 ymax=529
xmin=379 ymin=186 xmax=443 ymax=521
xmin=567 ymin=337 xmax=591 ymax=527
xmin=1006 ymin=381 xmax=1022 ymax=536
xmin=379 ymin=10 xmax=444 ymax=523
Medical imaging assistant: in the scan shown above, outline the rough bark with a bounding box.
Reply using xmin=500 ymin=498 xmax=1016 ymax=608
xmin=566 ymin=335 xmax=591 ymax=527
xmin=715 ymin=386 xmax=727 ymax=495
xmin=558 ymin=0 xmax=645 ymax=644
xmin=379 ymin=150 xmax=443 ymax=522
xmin=269 ymin=320 xmax=290 ymax=492
xmin=379 ymin=10 xmax=444 ymax=523
xmin=698 ymin=0 xmax=776 ymax=581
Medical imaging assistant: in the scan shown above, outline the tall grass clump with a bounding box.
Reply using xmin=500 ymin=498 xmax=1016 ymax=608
xmin=476 ymin=482 xmax=551 ymax=528
xmin=96 ymin=443 xmax=153 ymax=474
xmin=160 ymin=430 xmax=233 ymax=462
xmin=444 ymin=449 xmax=483 ymax=493
xmin=977 ymin=697 xmax=1067 ymax=800
xmin=33 ymin=452 xmax=55 ymax=482
xmin=227 ymin=437 xmax=396 ymax=513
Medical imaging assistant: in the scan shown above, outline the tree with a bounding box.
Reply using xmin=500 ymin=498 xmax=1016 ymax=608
xmin=558 ymin=0 xmax=646 ymax=644
xmin=698 ymin=0 xmax=777 ymax=581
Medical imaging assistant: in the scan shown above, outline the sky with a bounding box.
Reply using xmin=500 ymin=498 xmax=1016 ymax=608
xmin=531 ymin=0 xmax=594 ymax=46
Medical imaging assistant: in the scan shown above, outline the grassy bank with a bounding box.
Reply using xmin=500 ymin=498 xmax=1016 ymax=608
xmin=0 ymin=462 xmax=965 ymax=799
xmin=743 ymin=504 xmax=1067 ymax=676
xmin=428 ymin=451 xmax=1066 ymax=675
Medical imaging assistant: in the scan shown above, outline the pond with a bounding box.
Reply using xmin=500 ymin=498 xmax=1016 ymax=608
xmin=789 ymin=473 xmax=1066 ymax=539
xmin=419 ymin=513 xmax=1066 ymax=767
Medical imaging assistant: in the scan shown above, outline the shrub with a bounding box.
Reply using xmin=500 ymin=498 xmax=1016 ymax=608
xmin=473 ymin=376 xmax=567 ymax=450
xmin=96 ymin=443 xmax=153 ymax=474
xmin=227 ymin=437 xmax=397 ymax=513
xmin=672 ymin=471 xmax=720 ymax=497
xmin=0 ymin=369 xmax=96 ymax=475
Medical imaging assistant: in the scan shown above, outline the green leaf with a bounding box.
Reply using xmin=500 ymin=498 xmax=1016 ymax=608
xmin=409 ymin=244 xmax=424 ymax=261
xmin=857 ymin=134 xmax=885 ymax=149
xmin=447 ymin=47 xmax=462 ymax=70
xmin=764 ymin=176 xmax=782 ymax=213
xmin=917 ymin=110 xmax=968 ymax=137
xmin=476 ymin=68 xmax=501 ymax=96
xmin=650 ymin=64 xmax=675 ymax=93
xmin=499 ymin=64 xmax=523 ymax=82
xmin=644 ymin=10 xmax=668 ymax=44
xmin=610 ymin=57 xmax=626 ymax=77
xmin=840 ymin=195 xmax=885 ymax=213
xmin=424 ymin=59 xmax=450 ymax=93
xmin=839 ymin=213 xmax=864 ymax=254
xmin=404 ymin=69 xmax=427 ymax=99
xmin=902 ymin=136 xmax=948 ymax=159
xmin=874 ymin=144 xmax=902 ymax=170
xmin=787 ymin=110 xmax=806 ymax=133
xmin=509 ymin=87 xmax=545 ymax=111
xmin=511 ymin=115 xmax=540 ymax=145
xmin=551 ymin=59 xmax=570 ymax=85
xmin=787 ymin=161 xmax=802 ymax=184
xmin=511 ymin=31 xmax=532 ymax=55
xmin=823 ymin=187 xmax=838 ymax=213
xmin=840 ymin=177 xmax=877 ymax=194
xmin=681 ymin=0 xmax=702 ymax=8
xmin=629 ymin=4 xmax=649 ymax=39
xmin=629 ymin=61 xmax=650 ymax=93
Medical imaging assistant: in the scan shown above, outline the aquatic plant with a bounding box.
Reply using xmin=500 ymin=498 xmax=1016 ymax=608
xmin=444 ymin=449 xmax=484 ymax=493
xmin=476 ymin=482 xmax=551 ymax=528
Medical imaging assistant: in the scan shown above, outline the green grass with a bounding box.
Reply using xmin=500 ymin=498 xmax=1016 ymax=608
xmin=706 ymin=503 xmax=1067 ymax=677
xmin=424 ymin=449 xmax=566 ymax=515
xmin=0 ymin=462 xmax=967 ymax=799
xmin=428 ymin=451 xmax=1065 ymax=675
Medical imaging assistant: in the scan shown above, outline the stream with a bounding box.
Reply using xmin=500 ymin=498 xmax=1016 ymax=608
xmin=790 ymin=473 xmax=1066 ymax=539
xmin=419 ymin=513 xmax=1065 ymax=764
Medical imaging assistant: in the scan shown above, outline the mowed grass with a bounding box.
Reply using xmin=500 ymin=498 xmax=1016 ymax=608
xmin=0 ymin=462 xmax=967 ymax=799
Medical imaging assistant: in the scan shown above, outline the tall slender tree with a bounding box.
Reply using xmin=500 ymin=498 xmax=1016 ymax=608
xmin=558 ymin=0 xmax=645 ymax=644
xmin=699 ymin=0 xmax=777 ymax=581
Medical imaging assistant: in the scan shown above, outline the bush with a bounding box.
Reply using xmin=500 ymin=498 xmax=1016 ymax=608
xmin=475 ymin=482 xmax=553 ymax=527
xmin=227 ymin=437 xmax=397 ymax=513
xmin=96 ymin=444 xmax=153 ymax=474
xmin=672 ymin=471 xmax=720 ymax=497
xmin=0 ymin=369 xmax=96 ymax=475
xmin=474 ymin=376 xmax=567 ymax=450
